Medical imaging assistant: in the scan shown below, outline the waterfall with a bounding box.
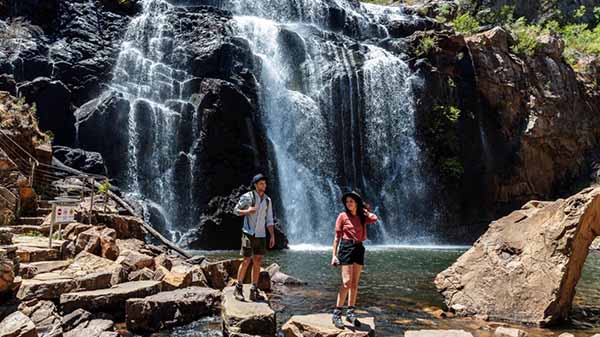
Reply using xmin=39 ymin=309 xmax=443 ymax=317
xmin=106 ymin=0 xmax=198 ymax=241
xmin=232 ymin=1 xmax=439 ymax=244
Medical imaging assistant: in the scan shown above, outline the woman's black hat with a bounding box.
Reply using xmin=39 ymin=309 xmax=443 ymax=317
xmin=341 ymin=190 xmax=363 ymax=204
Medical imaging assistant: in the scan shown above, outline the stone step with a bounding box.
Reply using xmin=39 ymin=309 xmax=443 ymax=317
xmin=282 ymin=313 xmax=375 ymax=337
xmin=38 ymin=200 xmax=52 ymax=209
xmin=16 ymin=245 xmax=60 ymax=263
xmin=221 ymin=285 xmax=276 ymax=337
xmin=60 ymin=280 xmax=162 ymax=315
xmin=34 ymin=207 xmax=53 ymax=217
xmin=17 ymin=216 xmax=46 ymax=226
xmin=126 ymin=287 xmax=221 ymax=331
xmin=20 ymin=260 xmax=73 ymax=279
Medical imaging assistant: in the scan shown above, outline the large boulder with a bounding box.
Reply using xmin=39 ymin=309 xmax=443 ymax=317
xmin=435 ymin=187 xmax=600 ymax=325
xmin=0 ymin=311 xmax=38 ymax=337
xmin=221 ymin=285 xmax=275 ymax=337
xmin=0 ymin=256 xmax=16 ymax=295
xmin=281 ymin=313 xmax=375 ymax=337
xmin=125 ymin=287 xmax=221 ymax=331
xmin=96 ymin=215 xmax=145 ymax=240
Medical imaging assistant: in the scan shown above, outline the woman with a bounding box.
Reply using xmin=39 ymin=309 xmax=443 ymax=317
xmin=331 ymin=191 xmax=378 ymax=329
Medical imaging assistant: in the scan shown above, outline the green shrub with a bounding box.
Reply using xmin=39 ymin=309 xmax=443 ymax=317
xmin=510 ymin=17 xmax=544 ymax=57
xmin=416 ymin=35 xmax=438 ymax=56
xmin=442 ymin=158 xmax=464 ymax=180
xmin=451 ymin=13 xmax=481 ymax=35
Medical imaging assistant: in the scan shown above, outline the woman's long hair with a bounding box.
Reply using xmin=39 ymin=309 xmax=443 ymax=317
xmin=344 ymin=195 xmax=367 ymax=226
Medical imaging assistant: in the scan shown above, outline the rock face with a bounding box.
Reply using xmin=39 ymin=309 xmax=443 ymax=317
xmin=53 ymin=146 xmax=108 ymax=176
xmin=125 ymin=287 xmax=221 ymax=331
xmin=221 ymin=285 xmax=275 ymax=337
xmin=18 ymin=300 xmax=62 ymax=337
xmin=75 ymin=227 xmax=120 ymax=260
xmin=435 ymin=186 xmax=600 ymax=325
xmin=282 ymin=313 xmax=375 ymax=337
xmin=413 ymin=25 xmax=600 ymax=242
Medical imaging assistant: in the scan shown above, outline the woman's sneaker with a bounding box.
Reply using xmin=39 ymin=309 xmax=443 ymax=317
xmin=332 ymin=308 xmax=345 ymax=329
xmin=346 ymin=307 xmax=361 ymax=327
xmin=233 ymin=282 xmax=244 ymax=301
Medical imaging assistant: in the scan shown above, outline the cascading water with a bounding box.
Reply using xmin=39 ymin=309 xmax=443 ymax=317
xmin=229 ymin=1 xmax=439 ymax=244
xmin=105 ymin=0 xmax=199 ymax=241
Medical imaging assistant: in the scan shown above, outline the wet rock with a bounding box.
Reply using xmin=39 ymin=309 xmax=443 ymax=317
xmin=125 ymin=287 xmax=221 ymax=331
xmin=405 ymin=331 xmax=473 ymax=337
xmin=494 ymin=327 xmax=527 ymax=337
xmin=0 ymin=311 xmax=38 ymax=337
xmin=221 ymin=285 xmax=275 ymax=337
xmin=53 ymin=146 xmax=108 ymax=176
xmin=282 ymin=313 xmax=375 ymax=336
xmin=17 ymin=78 xmax=74 ymax=145
xmin=75 ymin=227 xmax=120 ymax=260
xmin=60 ymin=280 xmax=162 ymax=314
xmin=435 ymin=187 xmax=600 ymax=325
xmin=18 ymin=300 xmax=62 ymax=337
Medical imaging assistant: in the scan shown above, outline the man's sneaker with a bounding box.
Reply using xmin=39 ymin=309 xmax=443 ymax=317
xmin=233 ymin=282 xmax=244 ymax=301
xmin=346 ymin=307 xmax=361 ymax=327
xmin=249 ymin=285 xmax=260 ymax=302
xmin=332 ymin=308 xmax=345 ymax=329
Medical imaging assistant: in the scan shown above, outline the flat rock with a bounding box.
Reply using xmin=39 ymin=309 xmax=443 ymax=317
xmin=63 ymin=318 xmax=113 ymax=337
xmin=222 ymin=285 xmax=275 ymax=337
xmin=494 ymin=327 xmax=527 ymax=337
xmin=435 ymin=187 xmax=600 ymax=325
xmin=126 ymin=286 xmax=221 ymax=331
xmin=20 ymin=260 xmax=72 ymax=279
xmin=282 ymin=313 xmax=375 ymax=337
xmin=0 ymin=311 xmax=38 ymax=337
xmin=405 ymin=331 xmax=473 ymax=337
xmin=60 ymin=280 xmax=162 ymax=314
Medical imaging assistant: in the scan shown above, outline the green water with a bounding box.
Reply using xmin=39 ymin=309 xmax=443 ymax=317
xmin=150 ymin=247 xmax=600 ymax=337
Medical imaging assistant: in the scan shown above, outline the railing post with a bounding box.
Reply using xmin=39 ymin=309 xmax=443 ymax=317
xmin=29 ymin=158 xmax=36 ymax=187
xmin=88 ymin=177 xmax=95 ymax=225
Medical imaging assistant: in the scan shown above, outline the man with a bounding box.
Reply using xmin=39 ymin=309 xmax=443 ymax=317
xmin=232 ymin=173 xmax=276 ymax=301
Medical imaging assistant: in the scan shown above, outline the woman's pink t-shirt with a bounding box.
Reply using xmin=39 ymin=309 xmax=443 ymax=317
xmin=335 ymin=211 xmax=378 ymax=242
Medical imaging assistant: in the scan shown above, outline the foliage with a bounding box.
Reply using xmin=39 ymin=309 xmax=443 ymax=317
xmin=0 ymin=93 xmax=49 ymax=145
xmin=436 ymin=3 xmax=454 ymax=23
xmin=451 ymin=13 xmax=481 ymax=35
xmin=442 ymin=158 xmax=464 ymax=180
xmin=98 ymin=181 xmax=110 ymax=194
xmin=510 ymin=17 xmax=544 ymax=57
xmin=558 ymin=22 xmax=600 ymax=66
xmin=416 ymin=35 xmax=438 ymax=56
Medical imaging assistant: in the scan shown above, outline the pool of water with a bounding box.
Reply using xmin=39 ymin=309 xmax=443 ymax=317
xmin=145 ymin=247 xmax=600 ymax=337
